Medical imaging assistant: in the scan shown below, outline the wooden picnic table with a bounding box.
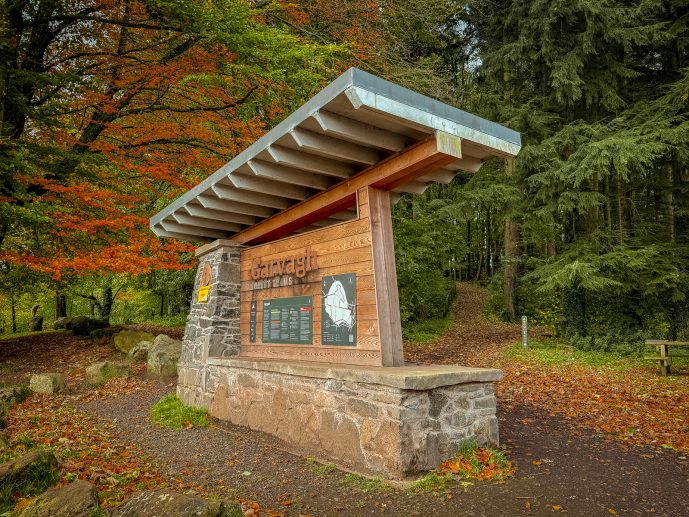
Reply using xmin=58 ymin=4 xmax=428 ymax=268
xmin=645 ymin=340 xmax=689 ymax=375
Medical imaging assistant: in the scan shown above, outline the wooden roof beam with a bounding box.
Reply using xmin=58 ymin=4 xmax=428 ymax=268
xmin=211 ymin=183 xmax=291 ymax=209
xmin=266 ymin=145 xmax=356 ymax=179
xmin=198 ymin=194 xmax=273 ymax=218
xmin=288 ymin=128 xmax=380 ymax=165
xmin=247 ymin=160 xmax=333 ymax=190
xmin=172 ymin=213 xmax=242 ymax=233
xmin=185 ymin=204 xmax=256 ymax=225
xmin=230 ymin=131 xmax=461 ymax=245
xmin=312 ymin=110 xmax=408 ymax=152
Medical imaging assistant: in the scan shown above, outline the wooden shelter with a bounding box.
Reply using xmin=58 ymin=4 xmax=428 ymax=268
xmin=151 ymin=67 xmax=520 ymax=368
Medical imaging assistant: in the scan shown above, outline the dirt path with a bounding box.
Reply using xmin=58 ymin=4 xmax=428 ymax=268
xmin=77 ymin=384 xmax=689 ymax=516
xmin=404 ymin=283 xmax=543 ymax=367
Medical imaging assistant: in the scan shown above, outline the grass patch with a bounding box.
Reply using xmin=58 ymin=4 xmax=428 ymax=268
xmin=409 ymin=472 xmax=454 ymax=493
xmin=340 ymin=473 xmax=390 ymax=493
xmin=150 ymin=394 xmax=209 ymax=429
xmin=0 ymin=330 xmax=65 ymax=341
xmin=403 ymin=316 xmax=453 ymax=344
xmin=306 ymin=457 xmax=337 ymax=475
xmin=0 ymin=450 xmax=59 ymax=513
xmin=503 ymin=339 xmax=638 ymax=368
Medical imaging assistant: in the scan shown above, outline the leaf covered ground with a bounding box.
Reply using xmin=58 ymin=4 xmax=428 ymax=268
xmin=406 ymin=283 xmax=689 ymax=455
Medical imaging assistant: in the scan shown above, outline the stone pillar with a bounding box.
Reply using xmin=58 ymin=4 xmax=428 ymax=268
xmin=177 ymin=239 xmax=243 ymax=407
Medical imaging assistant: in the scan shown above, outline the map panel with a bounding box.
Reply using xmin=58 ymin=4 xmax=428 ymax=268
xmin=321 ymin=273 xmax=356 ymax=346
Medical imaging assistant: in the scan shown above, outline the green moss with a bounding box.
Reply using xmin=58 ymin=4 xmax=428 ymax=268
xmin=408 ymin=472 xmax=454 ymax=493
xmin=150 ymin=394 xmax=209 ymax=429
xmin=340 ymin=473 xmax=390 ymax=493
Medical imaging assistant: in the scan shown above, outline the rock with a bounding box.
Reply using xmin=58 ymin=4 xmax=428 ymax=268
xmin=113 ymin=330 xmax=155 ymax=354
xmin=70 ymin=316 xmax=109 ymax=337
xmin=0 ymin=385 xmax=31 ymax=428
xmin=0 ymin=384 xmax=32 ymax=408
xmin=147 ymin=335 xmax=182 ymax=377
xmin=18 ymin=479 xmax=100 ymax=517
xmin=111 ymin=489 xmax=242 ymax=517
xmin=53 ymin=317 xmax=70 ymax=330
xmin=129 ymin=340 xmax=152 ymax=362
xmin=85 ymin=361 xmax=131 ymax=386
xmin=30 ymin=316 xmax=44 ymax=331
xmin=89 ymin=326 xmax=123 ymax=342
xmin=0 ymin=450 xmax=58 ymax=486
xmin=29 ymin=373 xmax=68 ymax=394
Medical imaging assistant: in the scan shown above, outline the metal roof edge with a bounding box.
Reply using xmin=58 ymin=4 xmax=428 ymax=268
xmin=150 ymin=67 xmax=522 ymax=228
xmin=349 ymin=68 xmax=521 ymax=147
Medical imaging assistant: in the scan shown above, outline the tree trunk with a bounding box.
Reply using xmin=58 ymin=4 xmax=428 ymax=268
xmin=605 ymin=175 xmax=612 ymax=233
xmin=665 ymin=164 xmax=675 ymax=244
xmin=10 ymin=294 xmax=16 ymax=333
xmin=616 ymin=171 xmax=625 ymax=244
xmin=503 ymin=158 xmax=519 ymax=320
xmin=55 ymin=292 xmax=67 ymax=319
xmin=159 ymin=292 xmax=165 ymax=317
xmin=101 ymin=286 xmax=113 ymax=321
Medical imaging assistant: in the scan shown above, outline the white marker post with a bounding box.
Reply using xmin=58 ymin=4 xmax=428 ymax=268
xmin=521 ymin=316 xmax=528 ymax=348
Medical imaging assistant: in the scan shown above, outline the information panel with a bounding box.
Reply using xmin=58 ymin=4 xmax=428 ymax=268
xmin=261 ymin=296 xmax=313 ymax=344
xmin=321 ymin=273 xmax=357 ymax=346
xmin=249 ymin=301 xmax=257 ymax=343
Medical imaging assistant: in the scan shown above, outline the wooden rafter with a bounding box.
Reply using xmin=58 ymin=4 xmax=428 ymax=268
xmin=231 ymin=131 xmax=461 ymax=245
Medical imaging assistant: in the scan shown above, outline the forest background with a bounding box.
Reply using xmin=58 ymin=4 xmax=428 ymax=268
xmin=1 ymin=0 xmax=687 ymax=353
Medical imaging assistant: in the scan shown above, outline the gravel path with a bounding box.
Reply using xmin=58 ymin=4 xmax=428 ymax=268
xmin=77 ymin=385 xmax=689 ymax=516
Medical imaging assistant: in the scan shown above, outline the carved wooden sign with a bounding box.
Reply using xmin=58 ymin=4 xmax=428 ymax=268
xmin=197 ymin=262 xmax=212 ymax=303
xmin=239 ymin=187 xmax=404 ymax=367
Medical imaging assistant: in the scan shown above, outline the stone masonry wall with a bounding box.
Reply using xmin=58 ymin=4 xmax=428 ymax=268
xmin=179 ymin=358 xmax=500 ymax=478
xmin=178 ymin=240 xmax=243 ymax=407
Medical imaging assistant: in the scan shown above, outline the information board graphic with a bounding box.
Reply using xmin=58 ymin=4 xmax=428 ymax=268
xmin=321 ymin=273 xmax=356 ymax=346
xmin=261 ymin=296 xmax=313 ymax=345
xmin=249 ymin=301 xmax=257 ymax=343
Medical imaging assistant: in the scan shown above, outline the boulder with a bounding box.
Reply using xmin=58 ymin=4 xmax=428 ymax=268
xmin=0 ymin=384 xmax=32 ymax=408
xmin=0 ymin=385 xmax=31 ymax=428
xmin=29 ymin=373 xmax=68 ymax=395
xmin=70 ymin=316 xmax=109 ymax=337
xmin=147 ymin=335 xmax=182 ymax=377
xmin=18 ymin=479 xmax=100 ymax=517
xmin=53 ymin=317 xmax=70 ymax=330
xmin=129 ymin=340 xmax=152 ymax=362
xmin=30 ymin=316 xmax=44 ymax=332
xmin=111 ymin=489 xmax=241 ymax=517
xmin=113 ymin=330 xmax=155 ymax=354
xmin=0 ymin=450 xmax=58 ymax=487
xmin=85 ymin=361 xmax=131 ymax=386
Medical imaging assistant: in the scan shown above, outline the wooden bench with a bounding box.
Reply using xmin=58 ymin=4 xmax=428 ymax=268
xmin=644 ymin=340 xmax=689 ymax=375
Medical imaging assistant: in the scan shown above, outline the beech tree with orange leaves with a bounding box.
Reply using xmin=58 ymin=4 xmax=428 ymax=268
xmin=0 ymin=0 xmax=342 ymax=282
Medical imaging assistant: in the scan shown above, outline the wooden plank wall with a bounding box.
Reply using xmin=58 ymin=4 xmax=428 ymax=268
xmin=239 ymin=187 xmax=384 ymax=366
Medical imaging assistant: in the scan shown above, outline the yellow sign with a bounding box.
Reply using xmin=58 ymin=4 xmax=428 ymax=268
xmin=197 ymin=285 xmax=210 ymax=303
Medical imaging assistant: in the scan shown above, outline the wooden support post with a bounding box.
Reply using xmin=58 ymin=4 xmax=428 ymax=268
xmin=660 ymin=343 xmax=671 ymax=376
xmin=366 ymin=186 xmax=405 ymax=366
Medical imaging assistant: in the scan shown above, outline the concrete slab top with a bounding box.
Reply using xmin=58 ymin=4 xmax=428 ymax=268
xmin=207 ymin=357 xmax=503 ymax=390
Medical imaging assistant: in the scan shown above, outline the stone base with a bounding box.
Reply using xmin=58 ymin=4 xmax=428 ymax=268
xmin=178 ymin=358 xmax=502 ymax=478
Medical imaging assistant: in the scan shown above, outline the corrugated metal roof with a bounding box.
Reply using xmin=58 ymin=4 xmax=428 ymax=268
xmin=150 ymin=68 xmax=521 ymax=243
